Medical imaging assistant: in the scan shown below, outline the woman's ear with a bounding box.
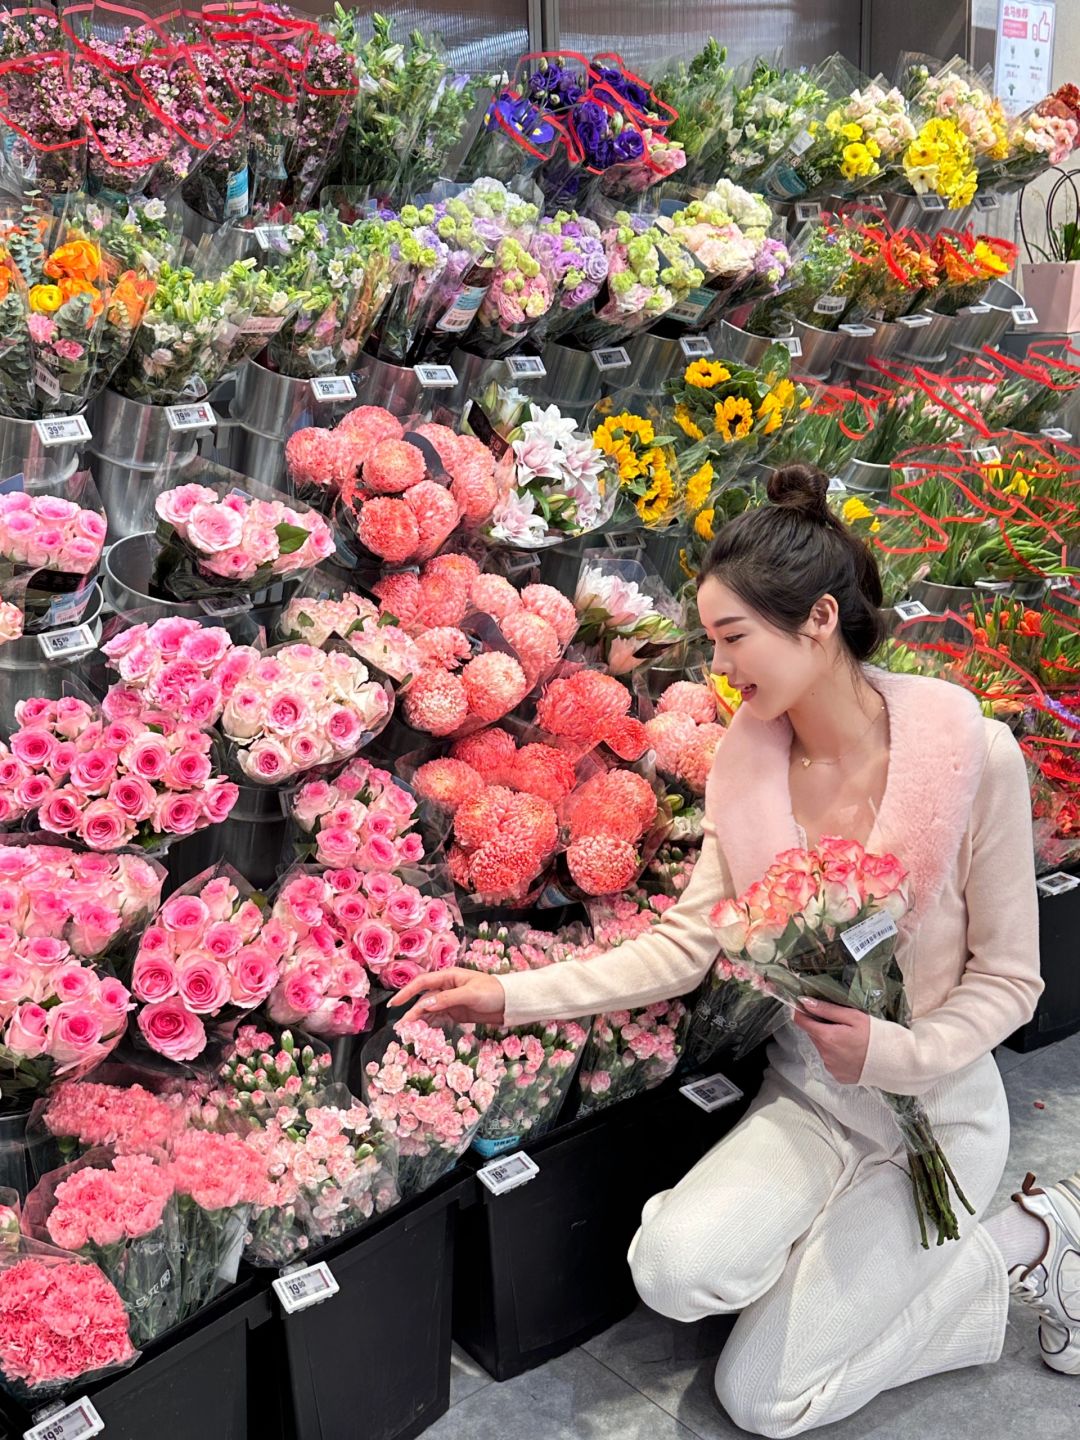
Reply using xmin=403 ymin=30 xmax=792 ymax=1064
xmin=807 ymin=593 xmax=840 ymax=638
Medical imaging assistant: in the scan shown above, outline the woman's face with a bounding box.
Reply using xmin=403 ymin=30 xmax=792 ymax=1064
xmin=697 ymin=574 xmax=837 ymax=722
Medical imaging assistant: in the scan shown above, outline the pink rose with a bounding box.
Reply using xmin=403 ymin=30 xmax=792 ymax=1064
xmin=359 ymin=834 xmax=398 ymax=871
xmin=281 ymin=971 xmax=323 ymax=1017
xmin=154 ymin=791 xmax=202 ymax=835
xmin=0 ymin=958 xmax=31 ymax=1003
xmin=380 ymin=959 xmax=422 ymax=991
xmin=180 ymin=627 xmax=231 ymax=667
xmin=314 ymin=826 xmax=358 ymax=868
xmin=396 ymin=928 xmax=431 ymax=961
xmin=10 ymin=727 xmax=55 ymax=767
xmin=47 ymin=1001 xmax=106 ymax=1068
xmin=428 ymin=933 xmax=460 ymax=970
xmin=96 ymin=977 xmax=132 ymax=1016
xmin=52 ymin=963 xmax=94 ymax=1002
xmin=78 ymin=799 xmax=132 ymax=851
xmin=326 ymin=706 xmax=363 ymax=751
xmin=229 ymin=948 xmax=279 ymax=1007
xmin=6 ymin=1003 xmax=48 ymax=1058
xmin=164 ymin=749 xmax=213 ymax=789
xmin=160 ymin=895 xmax=210 ymax=935
xmin=292 ymin=779 xmax=334 ymax=827
xmin=386 ymin=889 xmax=424 ymax=929
xmin=137 ymin=996 xmax=207 ymax=1061
xmin=203 ymin=780 xmax=239 ymax=823
xmin=187 ymin=502 xmax=244 ymax=554
xmin=244 ymin=738 xmax=292 ymax=784
xmin=108 ymin=775 xmax=156 ymax=822
xmin=266 ymin=694 xmax=305 ymax=734
xmin=125 ymin=735 xmax=170 ymax=781
xmin=177 ymin=955 xmax=232 ymax=1015
xmin=355 ymin=921 xmax=395 ymax=971
xmin=132 ymin=954 xmax=179 ymax=1003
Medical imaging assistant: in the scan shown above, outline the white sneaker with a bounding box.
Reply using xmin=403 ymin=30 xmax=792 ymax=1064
xmin=1008 ymin=1171 xmax=1080 ymax=1375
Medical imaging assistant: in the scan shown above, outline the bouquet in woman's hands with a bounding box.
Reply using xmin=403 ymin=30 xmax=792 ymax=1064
xmin=703 ymin=838 xmax=974 ymax=1247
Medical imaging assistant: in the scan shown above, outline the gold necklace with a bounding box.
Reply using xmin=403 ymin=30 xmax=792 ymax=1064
xmin=794 ymin=702 xmax=886 ymax=769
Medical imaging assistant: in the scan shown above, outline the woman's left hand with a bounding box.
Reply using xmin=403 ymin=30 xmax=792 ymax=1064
xmin=793 ymin=999 xmax=870 ymax=1084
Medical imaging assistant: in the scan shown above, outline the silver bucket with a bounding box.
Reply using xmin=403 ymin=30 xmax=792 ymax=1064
xmin=0 ymin=413 xmax=85 ymax=486
xmin=620 ymin=331 xmax=687 ymax=396
xmin=716 ymin=319 xmax=793 ymax=367
xmin=231 ymin=360 xmax=320 ymax=437
xmin=162 ymin=783 xmax=288 ymax=895
xmin=791 ymin=319 xmax=843 ymax=378
xmin=181 ymin=203 xmax=261 ymax=265
xmin=91 ymin=447 xmax=200 ymax=541
xmin=0 ymin=584 xmax=103 ymax=735
xmin=880 ymin=190 xmax=963 ymax=234
xmin=948 ymin=280 xmax=1023 ymax=352
xmin=894 ymin=310 xmax=955 ymax=361
xmin=353 ymin=352 xmax=426 ymax=417
xmin=446 ymin=347 xmax=490 ymax=412
xmin=840 ymin=457 xmax=893 ymax=495
xmin=102 ymin=532 xmax=299 ymax=634
xmin=225 ymin=422 xmax=287 ymax=489
xmin=538 ymin=340 xmax=604 ymax=411
xmin=90 ymin=388 xmax=189 ymax=467
xmin=833 ymin=318 xmax=906 ymax=368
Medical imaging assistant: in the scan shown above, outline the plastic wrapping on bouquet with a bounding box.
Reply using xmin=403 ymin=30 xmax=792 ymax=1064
xmin=0 ymin=414 xmax=85 ymax=489
xmin=716 ymin=318 xmax=795 ymax=369
xmin=789 ymin=319 xmax=843 ymax=380
xmin=0 ymin=583 xmax=103 ymax=736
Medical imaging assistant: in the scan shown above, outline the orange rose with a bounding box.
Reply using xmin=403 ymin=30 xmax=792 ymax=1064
xmin=43 ymin=239 xmax=102 ymax=284
xmin=109 ymin=270 xmax=156 ymax=326
xmin=57 ymin=277 xmax=104 ymax=320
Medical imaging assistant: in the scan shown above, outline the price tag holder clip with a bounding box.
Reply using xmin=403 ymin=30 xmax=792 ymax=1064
xmin=505 ymin=354 xmax=547 ymax=381
xmin=678 ymin=334 xmax=714 ymax=359
xmin=413 ymin=364 xmax=458 ymax=389
xmin=1012 ymin=306 xmax=1039 ymax=328
xmin=894 ymin=600 xmax=930 ymax=621
xmin=1037 ymin=871 xmax=1080 ymax=897
xmin=34 ymin=415 xmax=91 ymax=447
xmin=37 ymin=623 xmax=96 ymax=659
xmin=591 ymin=347 xmax=631 ymax=373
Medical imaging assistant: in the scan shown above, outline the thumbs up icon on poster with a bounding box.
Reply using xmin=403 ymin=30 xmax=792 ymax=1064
xmin=1035 ymin=10 xmax=1052 ymax=42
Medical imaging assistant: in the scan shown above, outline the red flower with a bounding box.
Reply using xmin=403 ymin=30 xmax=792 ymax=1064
xmin=536 ymin=671 xmax=631 ymax=743
xmin=374 ymin=571 xmax=421 ymax=628
xmin=451 ymin=727 xmax=517 ymax=783
xmin=599 ymin=715 xmax=649 ymax=760
xmin=513 ymin=742 xmax=577 ymax=803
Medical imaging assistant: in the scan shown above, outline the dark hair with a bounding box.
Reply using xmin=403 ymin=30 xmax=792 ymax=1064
xmin=697 ymin=463 xmax=885 ymax=662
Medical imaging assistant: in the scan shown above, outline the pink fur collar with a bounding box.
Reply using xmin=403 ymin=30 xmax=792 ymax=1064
xmin=705 ymin=668 xmax=986 ymax=922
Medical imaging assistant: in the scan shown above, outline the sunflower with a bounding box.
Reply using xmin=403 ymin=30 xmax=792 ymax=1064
xmin=684 ymin=359 xmax=731 ymax=389
xmin=714 ymin=395 xmax=754 ymax=441
xmin=685 ymin=460 xmax=714 ymax=512
xmin=694 ymin=506 xmax=715 ymax=541
xmin=674 ymin=403 xmax=705 ymax=441
xmin=635 ymin=450 xmax=674 ymax=524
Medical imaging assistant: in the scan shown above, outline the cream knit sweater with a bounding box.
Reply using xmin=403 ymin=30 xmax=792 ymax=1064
xmin=499 ymin=671 xmax=1043 ymax=1098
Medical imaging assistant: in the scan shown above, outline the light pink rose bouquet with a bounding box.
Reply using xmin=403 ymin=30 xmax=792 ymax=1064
xmin=127 ymin=865 xmax=289 ymax=1062
xmin=0 ymin=490 xmax=107 ymax=575
xmin=278 ymin=591 xmax=378 ymax=647
xmin=362 ymin=1019 xmax=507 ymax=1198
xmin=102 ymin=615 xmax=257 ymax=728
xmin=289 ymin=756 xmax=424 ymax=872
xmin=0 ymin=696 xmax=238 ymax=849
xmin=152 ymin=482 xmax=335 ymax=599
xmin=0 ymin=599 xmax=23 ymax=646
xmin=219 ymin=643 xmax=392 ymax=786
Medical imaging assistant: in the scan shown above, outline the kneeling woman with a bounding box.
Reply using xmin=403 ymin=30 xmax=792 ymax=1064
xmin=394 ymin=465 xmax=1074 ymax=1438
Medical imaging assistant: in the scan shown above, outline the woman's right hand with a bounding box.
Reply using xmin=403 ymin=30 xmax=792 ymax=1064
xmin=390 ymin=968 xmax=507 ymax=1026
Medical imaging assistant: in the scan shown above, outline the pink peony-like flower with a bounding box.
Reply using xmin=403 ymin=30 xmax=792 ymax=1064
xmin=402 ymin=669 xmax=469 ymax=736
xmin=566 ymin=834 xmax=640 ymax=894
xmin=356 ymin=497 xmax=421 ymax=563
xmin=498 ymin=608 xmax=562 ymax=688
xmin=657 ymin=681 xmax=718 ymax=725
xmin=403 ymin=481 xmax=461 ymax=560
xmin=535 ymin=670 xmax=631 ymax=744
xmin=675 ymin=723 xmax=724 ymax=794
xmin=521 ymin=584 xmax=577 ymax=647
xmin=469 ymin=573 xmax=522 ymax=621
xmin=450 ymin=460 xmax=498 ymax=524
xmin=461 ymin=651 xmax=529 ymax=722
xmin=412 ymin=757 xmax=484 ymax=811
xmin=337 ymin=405 xmax=404 ymax=453
xmin=644 ymin=712 xmax=698 ymax=774
xmin=364 ymin=439 xmax=427 ymax=494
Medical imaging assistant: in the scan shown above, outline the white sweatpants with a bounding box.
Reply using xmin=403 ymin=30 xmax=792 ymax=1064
xmin=628 ymin=1025 xmax=1012 ymax=1438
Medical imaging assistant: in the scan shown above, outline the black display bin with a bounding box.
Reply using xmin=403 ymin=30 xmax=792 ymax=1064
xmin=258 ymin=1169 xmax=475 ymax=1440
xmin=0 ymin=1280 xmax=272 ymax=1440
xmin=452 ymin=1051 xmax=765 ymax=1382
xmin=1008 ymin=874 xmax=1080 ymax=1052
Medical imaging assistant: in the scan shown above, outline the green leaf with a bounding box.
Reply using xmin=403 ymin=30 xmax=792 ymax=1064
xmin=275 ymin=522 xmax=310 ymax=555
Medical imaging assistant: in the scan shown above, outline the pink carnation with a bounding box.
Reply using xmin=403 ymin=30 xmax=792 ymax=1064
xmin=402 ymin=670 xmax=469 ymax=736
xmin=364 ymin=439 xmax=427 ymax=494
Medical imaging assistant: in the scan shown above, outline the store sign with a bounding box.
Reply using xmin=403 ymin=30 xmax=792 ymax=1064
xmin=477 ymin=1150 xmax=539 ymax=1195
xmin=165 ymin=401 xmax=216 ymax=432
xmin=34 ymin=414 xmax=91 ymax=446
xmin=38 ymin=624 xmax=96 ymax=660
xmin=413 ymin=363 xmax=458 ymax=389
xmin=994 ymin=1 xmax=1055 ymax=115
xmin=24 ymin=1397 xmax=104 ymax=1440
xmin=680 ymin=1073 xmax=744 ymax=1113
xmin=309 ymin=376 xmax=356 ymax=402
xmin=591 ymin=346 xmax=631 ymax=372
xmin=679 ymin=334 xmax=714 ymax=359
xmin=505 ymin=354 xmax=546 ymax=380
xmin=273 ymin=1261 xmax=339 ymax=1314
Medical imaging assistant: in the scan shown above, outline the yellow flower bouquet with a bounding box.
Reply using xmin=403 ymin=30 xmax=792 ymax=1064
xmin=589 ymin=400 xmax=684 ymax=529
xmin=663 ymin=352 xmax=805 ymax=474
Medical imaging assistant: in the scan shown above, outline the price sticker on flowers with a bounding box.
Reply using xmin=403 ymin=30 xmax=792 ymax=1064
xmin=24 ymin=1397 xmax=104 ymax=1440
xmin=309 ymin=376 xmax=356 ymax=402
xmin=166 ymin=402 xmax=216 ymax=432
xmin=34 ymin=415 xmax=91 ymax=446
xmin=413 ymin=364 xmax=458 ymax=388
xmin=273 ymin=1261 xmax=339 ymax=1314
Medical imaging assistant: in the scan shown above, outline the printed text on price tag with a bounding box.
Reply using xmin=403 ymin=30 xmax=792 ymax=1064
xmin=505 ymin=354 xmax=547 ymax=380
xmin=591 ymin=346 xmax=631 ymax=372
xmin=273 ymin=1261 xmax=339 ymax=1314
xmin=1037 ymin=871 xmax=1080 ymax=897
xmin=841 ymin=910 xmax=898 ymax=961
xmin=34 ymin=415 xmax=91 ymax=446
xmin=679 ymin=334 xmax=714 ymax=358
xmin=680 ymin=1073 xmax=744 ymax=1113
xmin=1012 ymin=306 xmax=1039 ymax=328
xmin=309 ymin=376 xmax=356 ymax=402
xmin=38 ymin=624 xmax=96 ymax=660
xmin=414 ymin=363 xmax=458 ymax=389
xmin=24 ymin=1396 xmax=104 ymax=1440
xmin=917 ymin=192 xmax=945 ymax=211
xmin=477 ymin=1151 xmax=540 ymax=1196
xmin=166 ymin=401 xmax=216 ymax=433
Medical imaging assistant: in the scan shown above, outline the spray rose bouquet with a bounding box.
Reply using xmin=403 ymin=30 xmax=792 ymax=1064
xmin=289 ymin=756 xmax=425 ymax=872
xmin=101 ymin=616 xmax=256 ymax=730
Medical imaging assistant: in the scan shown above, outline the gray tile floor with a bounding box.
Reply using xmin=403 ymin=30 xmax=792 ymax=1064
xmin=427 ymin=1032 xmax=1080 ymax=1440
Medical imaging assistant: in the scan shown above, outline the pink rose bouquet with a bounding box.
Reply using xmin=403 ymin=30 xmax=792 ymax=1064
xmin=128 ymin=865 xmax=288 ymax=1063
xmin=0 ymin=599 xmax=23 ymax=647
xmin=0 ymin=1245 xmax=135 ymax=1399
xmin=362 ymin=1019 xmax=507 ymax=1199
xmin=289 ymin=756 xmax=425 ymax=872
xmin=703 ymin=839 xmax=971 ymax=1247
xmin=278 ymin=590 xmax=378 ymax=647
xmin=153 ymin=481 xmax=335 ymax=600
xmin=0 ymin=842 xmax=163 ymax=960
xmin=0 ymin=488 xmax=107 ymax=575
xmin=219 ymin=643 xmax=392 ymax=786
xmin=102 ymin=615 xmax=256 ymax=729
xmin=0 ymin=696 xmax=238 ymax=848
xmin=25 ymin=1151 xmax=181 ymax=1345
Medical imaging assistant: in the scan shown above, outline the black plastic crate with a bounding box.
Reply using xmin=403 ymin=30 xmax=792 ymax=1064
xmin=261 ymin=1170 xmax=474 ymax=1440
xmin=1008 ymin=874 xmax=1080 ymax=1052
xmin=0 ymin=1281 xmax=271 ymax=1440
xmin=452 ymin=1055 xmax=763 ymax=1382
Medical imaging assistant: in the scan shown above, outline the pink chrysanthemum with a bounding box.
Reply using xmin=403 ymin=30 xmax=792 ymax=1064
xmin=676 ymin=724 xmax=725 ymax=794
xmin=513 ymin=742 xmax=577 ymax=803
xmin=415 ymin=570 xmax=473 ymax=630
xmin=410 ymin=422 xmax=459 ymax=468
xmin=599 ymin=715 xmax=649 ymax=760
xmin=657 ymin=681 xmax=718 ymax=725
xmin=498 ymin=609 xmax=562 ymax=689
xmin=337 ymin=405 xmax=404 ymax=456
xmin=453 ymin=784 xmax=519 ymax=851
xmin=567 ymin=770 xmax=654 ymax=844
xmin=364 ymin=438 xmax=427 ymax=495
xmin=357 ymin=497 xmax=420 ymax=563
xmin=451 ymin=726 xmax=517 ymax=784
xmin=467 ymin=836 xmax=542 ymax=900
xmin=402 ymin=669 xmax=469 ymax=735
xmin=373 ymin=571 xmax=421 ymax=628
xmin=413 ymin=757 xmax=485 ymax=811
xmin=462 ymin=651 xmax=529 ymax=721
xmin=644 ymin=713 xmax=698 ymax=774
xmin=414 ymin=626 xmax=473 ymax=671
xmin=521 ymin=584 xmax=577 ymax=647
xmin=451 ymin=461 xmax=499 ymax=525
xmin=469 ymin=573 xmax=523 ymax=621
xmin=566 ymin=835 xmax=640 ymax=895
xmin=285 ymin=427 xmax=365 ymax=489
xmin=405 ymin=481 xmax=461 ymax=560
xmin=536 ymin=671 xmax=631 ymax=743
xmin=425 ymin=553 xmax=480 ymax=585
xmin=447 ymin=841 xmax=474 ymax=888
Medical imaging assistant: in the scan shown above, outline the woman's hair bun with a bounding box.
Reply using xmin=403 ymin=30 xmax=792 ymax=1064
xmin=766 ymin=463 xmax=830 ymax=523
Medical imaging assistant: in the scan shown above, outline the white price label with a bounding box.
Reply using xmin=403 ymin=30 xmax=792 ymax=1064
xmin=34 ymin=414 xmax=91 ymax=446
xmin=1037 ymin=871 xmax=1080 ymax=897
xmin=839 ymin=323 xmax=876 ymax=337
xmin=253 ymin=225 xmax=286 ymax=249
xmin=894 ymin=600 xmax=930 ymax=620
xmin=591 ymin=346 xmax=631 ymax=372
xmin=795 ymin=200 xmax=821 ymax=222
xmin=680 ymin=1073 xmax=744 ymax=1113
xmin=972 ymin=446 xmax=1001 ymax=464
xmin=413 ymin=363 xmax=458 ymax=389
xmin=1041 ymin=427 xmax=1072 ymax=441
xmin=1012 ymin=306 xmax=1039 ymax=328
xmin=960 ymin=303 xmax=991 ymax=315
xmin=897 ymin=313 xmax=933 ymax=328
xmin=974 ymin=192 xmax=1000 ymax=211
xmin=840 ymin=909 xmax=898 ymax=961
xmin=776 ymin=335 xmax=802 ymax=358
xmin=165 ymin=401 xmax=216 ymax=432
xmin=239 ymin=314 xmax=286 ymax=338
xmin=789 ymin=129 xmax=814 ymax=157
xmin=1049 ymin=575 xmax=1074 ymax=591
xmin=477 ymin=1150 xmax=540 ymax=1196
xmin=33 ymin=362 xmax=61 ymax=401
xmin=679 ymin=334 xmax=714 ymax=358
xmin=309 ymin=376 xmax=356 ymax=402
xmin=24 ymin=1397 xmax=104 ymax=1440
xmin=827 ymin=476 xmax=847 ymax=493
xmin=917 ymin=192 xmax=946 ymax=211
xmin=505 ymin=354 xmax=546 ymax=380
xmin=813 ymin=295 xmax=846 ymax=316
xmin=273 ymin=1261 xmax=339 ymax=1315
xmin=37 ymin=623 xmax=96 ymax=659
xmin=974 ymin=579 xmax=1012 ymax=592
